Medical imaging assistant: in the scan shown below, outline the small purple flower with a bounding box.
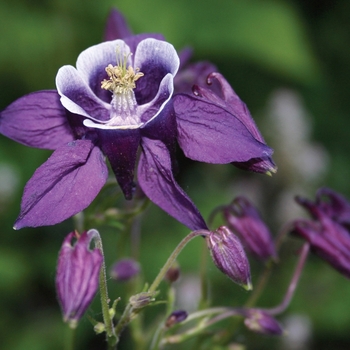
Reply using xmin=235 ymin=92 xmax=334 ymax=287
xmin=224 ymin=197 xmax=277 ymax=262
xmin=110 ymin=258 xmax=140 ymax=282
xmin=0 ymin=9 xmax=274 ymax=231
xmin=207 ymin=226 xmax=252 ymax=290
xmin=56 ymin=229 xmax=103 ymax=328
xmin=243 ymin=309 xmax=283 ymax=336
xmin=294 ymin=190 xmax=350 ymax=278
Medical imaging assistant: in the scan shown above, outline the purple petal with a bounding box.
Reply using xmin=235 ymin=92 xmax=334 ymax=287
xmin=98 ymin=128 xmax=141 ymax=200
xmin=174 ymin=94 xmax=273 ymax=163
xmin=14 ymin=140 xmax=108 ymax=229
xmin=103 ymin=8 xmax=132 ymax=41
xmin=134 ymin=38 xmax=179 ymax=104
xmin=0 ymin=90 xmax=74 ymax=150
xmin=56 ymin=65 xmax=111 ymax=122
xmin=138 ymin=137 xmax=207 ymax=230
xmin=75 ymin=39 xmax=131 ymax=102
xmin=139 ymin=73 xmax=174 ymax=125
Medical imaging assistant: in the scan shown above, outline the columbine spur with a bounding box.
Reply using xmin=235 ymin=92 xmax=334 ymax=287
xmin=0 ymin=9 xmax=275 ymax=230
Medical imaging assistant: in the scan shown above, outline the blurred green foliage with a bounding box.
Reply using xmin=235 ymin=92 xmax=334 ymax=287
xmin=1 ymin=0 xmax=350 ymax=349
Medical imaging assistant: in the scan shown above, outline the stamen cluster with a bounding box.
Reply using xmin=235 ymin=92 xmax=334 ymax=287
xmin=101 ymin=63 xmax=144 ymax=94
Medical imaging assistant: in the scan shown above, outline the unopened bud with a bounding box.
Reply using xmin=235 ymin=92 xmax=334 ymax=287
xmin=207 ymin=226 xmax=252 ymax=290
xmin=110 ymin=258 xmax=140 ymax=282
xmin=129 ymin=292 xmax=156 ymax=310
xmin=165 ymin=262 xmax=181 ymax=283
xmin=165 ymin=310 xmax=188 ymax=328
xmin=56 ymin=229 xmax=103 ymax=328
xmin=244 ymin=309 xmax=283 ymax=336
xmin=224 ymin=197 xmax=277 ymax=262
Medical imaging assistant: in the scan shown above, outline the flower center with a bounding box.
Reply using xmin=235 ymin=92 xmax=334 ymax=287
xmin=98 ymin=47 xmax=144 ymax=129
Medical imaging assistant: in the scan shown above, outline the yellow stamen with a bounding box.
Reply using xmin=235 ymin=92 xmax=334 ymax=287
xmin=101 ymin=47 xmax=144 ymax=95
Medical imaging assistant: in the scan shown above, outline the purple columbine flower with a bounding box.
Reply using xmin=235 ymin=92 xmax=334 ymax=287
xmin=224 ymin=197 xmax=277 ymax=262
xmin=0 ymin=9 xmax=275 ymax=231
xmin=56 ymin=229 xmax=103 ymax=328
xmin=206 ymin=226 xmax=252 ymax=290
xmin=110 ymin=258 xmax=140 ymax=282
xmin=294 ymin=191 xmax=350 ymax=278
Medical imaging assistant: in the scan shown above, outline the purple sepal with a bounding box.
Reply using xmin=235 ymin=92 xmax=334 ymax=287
xmin=110 ymin=258 xmax=140 ymax=282
xmin=224 ymin=197 xmax=277 ymax=262
xmin=103 ymin=8 xmax=132 ymax=41
xmin=138 ymin=137 xmax=207 ymax=230
xmin=56 ymin=230 xmax=103 ymax=327
xmin=243 ymin=309 xmax=283 ymax=336
xmin=316 ymin=187 xmax=350 ymax=228
xmin=175 ymin=72 xmax=276 ymax=173
xmin=0 ymin=90 xmax=74 ymax=150
xmin=14 ymin=140 xmax=108 ymax=229
xmin=98 ymin=128 xmax=141 ymax=200
xmin=174 ymin=92 xmax=272 ymax=164
xmin=207 ymin=226 xmax=252 ymax=290
xmin=294 ymin=190 xmax=350 ymax=278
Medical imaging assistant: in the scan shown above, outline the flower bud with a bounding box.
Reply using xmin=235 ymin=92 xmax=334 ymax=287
xmin=129 ymin=292 xmax=156 ymax=310
xmin=165 ymin=262 xmax=181 ymax=283
xmin=244 ymin=309 xmax=283 ymax=336
xmin=224 ymin=197 xmax=277 ymax=262
xmin=165 ymin=310 xmax=188 ymax=328
xmin=110 ymin=258 xmax=140 ymax=282
xmin=207 ymin=226 xmax=252 ymax=290
xmin=56 ymin=229 xmax=103 ymax=328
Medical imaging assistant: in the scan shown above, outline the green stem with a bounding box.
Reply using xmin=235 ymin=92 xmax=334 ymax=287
xmin=148 ymin=230 xmax=210 ymax=293
xmin=91 ymin=229 xmax=118 ymax=349
xmin=64 ymin=325 xmax=76 ymax=350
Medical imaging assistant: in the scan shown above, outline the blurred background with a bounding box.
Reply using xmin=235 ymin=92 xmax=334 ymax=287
xmin=1 ymin=0 xmax=350 ymax=349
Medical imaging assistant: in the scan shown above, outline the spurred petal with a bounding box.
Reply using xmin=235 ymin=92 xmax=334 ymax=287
xmin=138 ymin=138 xmax=207 ymax=230
xmin=14 ymin=140 xmax=108 ymax=229
xmin=98 ymin=128 xmax=141 ymax=199
xmin=174 ymin=93 xmax=273 ymax=164
xmin=56 ymin=65 xmax=111 ymax=121
xmin=134 ymin=38 xmax=179 ymax=104
xmin=103 ymin=8 xmax=132 ymax=41
xmin=0 ymin=90 xmax=74 ymax=150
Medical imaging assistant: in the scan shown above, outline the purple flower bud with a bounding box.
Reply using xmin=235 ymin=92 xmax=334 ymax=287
xmin=243 ymin=309 xmax=283 ymax=336
xmin=110 ymin=258 xmax=140 ymax=282
xmin=224 ymin=197 xmax=277 ymax=262
xmin=56 ymin=230 xmax=103 ymax=328
xmin=165 ymin=262 xmax=181 ymax=283
xmin=165 ymin=310 xmax=188 ymax=328
xmin=207 ymin=226 xmax=252 ymax=290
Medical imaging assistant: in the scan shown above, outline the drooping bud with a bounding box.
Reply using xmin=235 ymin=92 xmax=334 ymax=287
xmin=224 ymin=197 xmax=277 ymax=262
xmin=206 ymin=226 xmax=252 ymax=290
xmin=243 ymin=309 xmax=283 ymax=336
xmin=56 ymin=229 xmax=103 ymax=328
xmin=110 ymin=258 xmax=140 ymax=282
xmin=165 ymin=310 xmax=188 ymax=328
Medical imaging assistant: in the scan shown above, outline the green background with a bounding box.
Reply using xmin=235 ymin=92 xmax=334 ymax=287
xmin=1 ymin=0 xmax=350 ymax=349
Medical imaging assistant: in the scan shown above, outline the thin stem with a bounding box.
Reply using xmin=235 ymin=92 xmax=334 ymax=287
xmin=267 ymin=242 xmax=310 ymax=315
xmin=64 ymin=325 xmax=76 ymax=350
xmin=91 ymin=230 xmax=118 ymax=348
xmin=148 ymin=230 xmax=210 ymax=293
